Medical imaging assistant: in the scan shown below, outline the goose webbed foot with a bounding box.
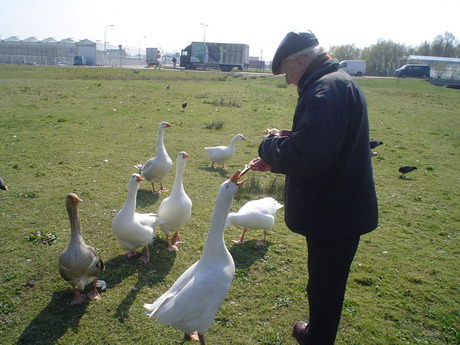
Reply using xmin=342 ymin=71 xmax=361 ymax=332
xmin=70 ymin=288 xmax=86 ymax=305
xmin=124 ymin=251 xmax=136 ymax=258
xmin=231 ymin=229 xmax=247 ymax=245
xmin=170 ymin=231 xmax=183 ymax=245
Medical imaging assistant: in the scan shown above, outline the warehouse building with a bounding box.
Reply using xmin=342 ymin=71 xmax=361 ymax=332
xmin=0 ymin=36 xmax=138 ymax=66
xmin=408 ymin=55 xmax=460 ymax=89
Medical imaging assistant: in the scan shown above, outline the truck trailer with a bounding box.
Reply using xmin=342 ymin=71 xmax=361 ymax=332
xmin=180 ymin=42 xmax=249 ymax=72
xmin=146 ymin=48 xmax=160 ymax=67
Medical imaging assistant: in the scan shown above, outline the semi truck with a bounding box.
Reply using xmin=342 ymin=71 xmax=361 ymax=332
xmin=146 ymin=48 xmax=160 ymax=67
xmin=180 ymin=42 xmax=249 ymax=72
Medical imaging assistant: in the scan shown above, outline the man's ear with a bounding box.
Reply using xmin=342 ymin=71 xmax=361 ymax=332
xmin=297 ymin=55 xmax=313 ymax=70
xmin=294 ymin=55 xmax=304 ymax=66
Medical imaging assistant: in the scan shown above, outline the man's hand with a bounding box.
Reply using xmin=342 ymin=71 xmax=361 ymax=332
xmin=249 ymin=157 xmax=271 ymax=172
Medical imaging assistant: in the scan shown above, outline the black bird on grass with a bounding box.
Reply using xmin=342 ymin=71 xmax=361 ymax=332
xmin=399 ymin=165 xmax=417 ymax=179
xmin=181 ymin=102 xmax=187 ymax=111
xmin=0 ymin=177 xmax=7 ymax=191
xmin=370 ymin=139 xmax=383 ymax=150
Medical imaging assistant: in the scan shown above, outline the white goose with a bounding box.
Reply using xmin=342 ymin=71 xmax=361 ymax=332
xmin=112 ymin=173 xmax=164 ymax=263
xmin=205 ymin=134 xmax=245 ymax=169
xmin=135 ymin=122 xmax=173 ymax=194
xmin=59 ymin=193 xmax=104 ymax=305
xmin=144 ymin=169 xmax=248 ymax=345
xmin=157 ymin=152 xmax=192 ymax=251
xmin=228 ymin=197 xmax=283 ymax=246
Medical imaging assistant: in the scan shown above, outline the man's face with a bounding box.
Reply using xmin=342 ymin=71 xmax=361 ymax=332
xmin=280 ymin=58 xmax=302 ymax=86
xmin=280 ymin=55 xmax=314 ymax=89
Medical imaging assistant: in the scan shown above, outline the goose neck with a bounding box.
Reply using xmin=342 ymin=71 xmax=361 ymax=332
xmin=202 ymin=196 xmax=232 ymax=257
xmin=230 ymin=136 xmax=240 ymax=146
xmin=171 ymin=163 xmax=186 ymax=194
xmin=67 ymin=206 xmax=85 ymax=245
xmin=156 ymin=141 xmax=168 ymax=159
xmin=123 ymin=185 xmax=138 ymax=213
xmin=156 ymin=128 xmax=166 ymax=148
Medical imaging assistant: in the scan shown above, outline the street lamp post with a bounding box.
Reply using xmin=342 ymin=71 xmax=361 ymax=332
xmin=200 ymin=23 xmax=208 ymax=43
xmin=139 ymin=36 xmax=146 ymax=60
xmin=104 ymin=24 xmax=114 ymax=66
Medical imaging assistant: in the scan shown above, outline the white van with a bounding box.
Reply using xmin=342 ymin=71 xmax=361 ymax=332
xmin=339 ymin=60 xmax=366 ymax=76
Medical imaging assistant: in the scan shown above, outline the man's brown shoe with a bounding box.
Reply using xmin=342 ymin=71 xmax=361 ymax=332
xmin=292 ymin=321 xmax=308 ymax=344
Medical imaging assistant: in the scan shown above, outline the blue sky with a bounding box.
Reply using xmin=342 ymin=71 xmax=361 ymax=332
xmin=1 ymin=0 xmax=459 ymax=60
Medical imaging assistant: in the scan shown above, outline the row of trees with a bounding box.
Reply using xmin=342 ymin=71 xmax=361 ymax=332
xmin=330 ymin=32 xmax=459 ymax=76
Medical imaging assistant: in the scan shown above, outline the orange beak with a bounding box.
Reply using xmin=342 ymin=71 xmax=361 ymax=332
xmin=136 ymin=175 xmax=144 ymax=182
xmin=181 ymin=152 xmax=190 ymax=159
xmin=229 ymin=167 xmax=250 ymax=187
xmin=72 ymin=194 xmax=83 ymax=203
xmin=165 ymin=122 xmax=173 ymax=128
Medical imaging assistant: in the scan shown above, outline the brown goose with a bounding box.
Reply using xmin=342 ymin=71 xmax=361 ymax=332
xmin=59 ymin=193 xmax=104 ymax=305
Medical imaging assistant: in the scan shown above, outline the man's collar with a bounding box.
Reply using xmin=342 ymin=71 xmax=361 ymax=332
xmin=297 ymin=53 xmax=333 ymax=91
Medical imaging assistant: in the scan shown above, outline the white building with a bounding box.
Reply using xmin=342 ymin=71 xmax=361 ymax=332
xmin=409 ymin=55 xmax=460 ymax=81
xmin=0 ymin=36 xmax=140 ymax=66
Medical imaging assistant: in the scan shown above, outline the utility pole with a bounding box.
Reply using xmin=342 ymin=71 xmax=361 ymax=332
xmin=200 ymin=23 xmax=208 ymax=43
xmin=104 ymin=24 xmax=114 ymax=66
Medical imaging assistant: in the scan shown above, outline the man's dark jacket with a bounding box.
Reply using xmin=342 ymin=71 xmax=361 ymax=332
xmin=259 ymin=56 xmax=378 ymax=238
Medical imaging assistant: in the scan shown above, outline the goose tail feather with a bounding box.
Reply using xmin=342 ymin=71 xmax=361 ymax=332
xmin=134 ymin=164 xmax=143 ymax=173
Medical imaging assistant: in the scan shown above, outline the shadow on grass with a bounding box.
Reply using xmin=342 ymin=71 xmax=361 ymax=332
xmin=399 ymin=176 xmax=417 ymax=181
xmin=229 ymin=240 xmax=270 ymax=271
xmin=199 ymin=166 xmax=230 ymax=178
xmin=136 ymin=188 xmax=160 ymax=209
xmin=102 ymin=237 xmax=176 ymax=322
xmin=16 ymin=289 xmax=89 ymax=345
xmin=17 ymin=238 xmax=176 ymax=344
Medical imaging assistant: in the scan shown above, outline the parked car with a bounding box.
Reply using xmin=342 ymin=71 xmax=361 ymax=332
xmin=56 ymin=58 xmax=66 ymax=66
xmin=73 ymin=56 xmax=86 ymax=66
xmin=395 ymin=64 xmax=430 ymax=79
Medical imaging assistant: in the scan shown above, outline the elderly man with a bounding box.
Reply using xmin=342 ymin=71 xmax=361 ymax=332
xmin=250 ymin=31 xmax=378 ymax=344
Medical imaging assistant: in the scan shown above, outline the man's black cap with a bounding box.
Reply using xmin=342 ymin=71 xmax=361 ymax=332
xmin=272 ymin=31 xmax=319 ymax=75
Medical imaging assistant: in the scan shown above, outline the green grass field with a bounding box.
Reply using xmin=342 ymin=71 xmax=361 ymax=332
xmin=0 ymin=65 xmax=458 ymax=344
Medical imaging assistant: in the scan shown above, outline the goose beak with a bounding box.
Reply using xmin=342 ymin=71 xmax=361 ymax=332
xmin=72 ymin=195 xmax=83 ymax=203
xmin=239 ymin=165 xmax=251 ymax=178
xmin=229 ymin=167 xmax=250 ymax=187
xmin=181 ymin=152 xmax=190 ymax=159
xmin=136 ymin=175 xmax=144 ymax=182
xmin=165 ymin=122 xmax=173 ymax=128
